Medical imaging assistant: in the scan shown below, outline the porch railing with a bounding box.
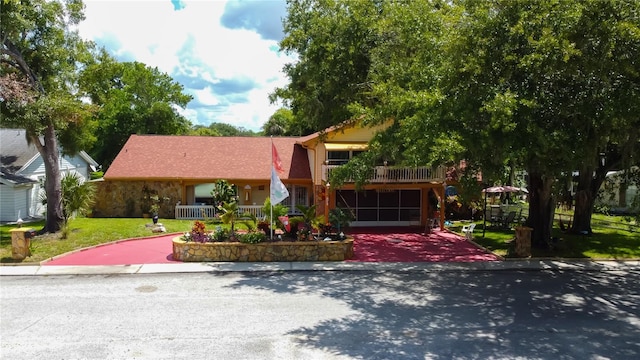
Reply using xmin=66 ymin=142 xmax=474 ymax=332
xmin=175 ymin=205 xmax=216 ymax=220
xmin=322 ymin=165 xmax=447 ymax=183
xmin=175 ymin=205 xmax=266 ymax=220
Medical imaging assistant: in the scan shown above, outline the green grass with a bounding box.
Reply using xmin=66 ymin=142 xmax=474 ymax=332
xmin=449 ymin=220 xmax=640 ymax=260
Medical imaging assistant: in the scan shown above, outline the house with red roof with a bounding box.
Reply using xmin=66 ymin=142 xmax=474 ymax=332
xmin=94 ymin=120 xmax=446 ymax=228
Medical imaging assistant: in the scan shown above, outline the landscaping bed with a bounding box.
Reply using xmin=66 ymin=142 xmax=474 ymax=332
xmin=172 ymin=236 xmax=354 ymax=262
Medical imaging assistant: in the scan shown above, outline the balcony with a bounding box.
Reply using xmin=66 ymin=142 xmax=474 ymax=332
xmin=322 ymin=165 xmax=446 ymax=184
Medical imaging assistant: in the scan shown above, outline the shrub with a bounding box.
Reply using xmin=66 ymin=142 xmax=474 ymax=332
xmin=329 ymin=208 xmax=353 ymax=232
xmin=239 ymin=232 xmax=266 ymax=244
xmin=60 ymin=172 xmax=96 ymax=224
xmin=211 ymin=226 xmax=228 ymax=242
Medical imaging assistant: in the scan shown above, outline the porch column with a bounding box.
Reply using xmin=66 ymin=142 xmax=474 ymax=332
xmin=324 ymin=183 xmax=330 ymax=223
xmin=421 ymin=187 xmax=429 ymax=227
xmin=437 ymin=185 xmax=446 ymax=229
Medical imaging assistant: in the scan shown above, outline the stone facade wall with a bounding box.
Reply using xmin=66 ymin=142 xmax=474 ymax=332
xmin=173 ymin=237 xmax=354 ymax=262
xmin=92 ymin=180 xmax=182 ymax=218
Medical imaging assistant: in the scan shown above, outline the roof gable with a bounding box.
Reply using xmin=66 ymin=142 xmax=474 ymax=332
xmin=297 ymin=118 xmax=392 ymax=146
xmin=0 ymin=168 xmax=37 ymax=187
xmin=104 ymin=135 xmax=311 ymax=181
xmin=0 ymin=129 xmax=39 ymax=172
xmin=1 ymin=129 xmax=99 ymax=174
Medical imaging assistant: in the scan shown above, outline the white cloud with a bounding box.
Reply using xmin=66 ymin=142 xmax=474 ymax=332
xmin=78 ymin=0 xmax=293 ymax=132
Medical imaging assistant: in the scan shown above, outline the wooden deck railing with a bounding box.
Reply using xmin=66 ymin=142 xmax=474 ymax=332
xmin=322 ymin=165 xmax=446 ymax=183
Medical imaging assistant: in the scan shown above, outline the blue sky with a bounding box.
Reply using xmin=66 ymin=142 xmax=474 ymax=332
xmin=78 ymin=0 xmax=294 ymax=132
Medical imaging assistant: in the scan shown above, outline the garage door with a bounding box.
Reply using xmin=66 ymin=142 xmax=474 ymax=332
xmin=335 ymin=189 xmax=421 ymax=226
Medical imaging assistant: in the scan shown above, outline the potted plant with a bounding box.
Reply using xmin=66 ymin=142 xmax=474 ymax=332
xmin=150 ymin=199 xmax=160 ymax=224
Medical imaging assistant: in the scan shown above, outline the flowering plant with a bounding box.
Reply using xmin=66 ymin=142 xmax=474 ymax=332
xmin=186 ymin=220 xmax=210 ymax=243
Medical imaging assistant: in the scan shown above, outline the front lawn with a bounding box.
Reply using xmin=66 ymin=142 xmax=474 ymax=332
xmin=449 ymin=221 xmax=640 ymax=259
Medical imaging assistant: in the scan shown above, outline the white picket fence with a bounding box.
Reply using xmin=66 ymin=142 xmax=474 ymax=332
xmin=175 ymin=205 xmax=265 ymax=220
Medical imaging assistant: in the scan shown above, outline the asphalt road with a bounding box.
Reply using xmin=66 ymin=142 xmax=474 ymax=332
xmin=1 ymin=269 xmax=639 ymax=359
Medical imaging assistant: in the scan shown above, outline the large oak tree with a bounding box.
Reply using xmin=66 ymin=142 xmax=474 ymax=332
xmin=277 ymin=0 xmax=640 ymax=247
xmin=441 ymin=0 xmax=640 ymax=245
xmin=1 ymin=0 xmax=95 ymax=233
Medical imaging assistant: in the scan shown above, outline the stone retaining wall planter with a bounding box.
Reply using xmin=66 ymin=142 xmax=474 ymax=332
xmin=172 ymin=237 xmax=354 ymax=262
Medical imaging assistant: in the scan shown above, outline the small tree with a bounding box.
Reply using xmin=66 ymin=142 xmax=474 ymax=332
xmin=211 ymin=180 xmax=236 ymax=207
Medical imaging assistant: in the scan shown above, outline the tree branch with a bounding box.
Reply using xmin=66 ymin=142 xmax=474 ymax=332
xmin=1 ymin=39 xmax=45 ymax=94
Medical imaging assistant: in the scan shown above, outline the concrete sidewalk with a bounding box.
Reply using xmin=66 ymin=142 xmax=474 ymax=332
xmin=2 ymin=259 xmax=639 ymax=276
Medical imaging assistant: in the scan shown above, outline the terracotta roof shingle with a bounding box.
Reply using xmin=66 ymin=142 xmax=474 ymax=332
xmin=104 ymin=135 xmax=311 ymax=181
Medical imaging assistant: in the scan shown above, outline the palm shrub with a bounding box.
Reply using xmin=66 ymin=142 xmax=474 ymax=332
xmin=218 ymin=201 xmax=242 ymax=234
xmin=262 ymin=197 xmax=289 ymax=229
xmin=296 ymin=204 xmax=325 ymax=232
xmin=242 ymin=212 xmax=259 ymax=232
xmin=61 ymin=172 xmax=96 ymax=225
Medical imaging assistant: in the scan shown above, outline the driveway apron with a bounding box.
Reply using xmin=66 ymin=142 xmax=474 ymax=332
xmin=42 ymin=227 xmax=499 ymax=266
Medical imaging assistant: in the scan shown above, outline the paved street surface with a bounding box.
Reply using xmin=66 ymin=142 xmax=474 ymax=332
xmin=2 ymin=269 xmax=639 ymax=359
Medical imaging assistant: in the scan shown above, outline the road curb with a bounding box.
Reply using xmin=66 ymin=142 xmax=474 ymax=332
xmin=2 ymin=260 xmax=639 ymax=276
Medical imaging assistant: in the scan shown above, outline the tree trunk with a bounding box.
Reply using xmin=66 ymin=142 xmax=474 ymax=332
xmin=33 ymin=124 xmax=64 ymax=233
xmin=572 ymin=190 xmax=594 ymax=234
xmin=526 ymin=171 xmax=555 ymax=249
xmin=619 ymin=181 xmax=628 ymax=208
xmin=571 ymin=163 xmax=609 ymax=234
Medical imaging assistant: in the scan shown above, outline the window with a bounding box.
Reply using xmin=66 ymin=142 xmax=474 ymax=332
xmin=281 ymin=185 xmax=308 ymax=213
xmin=327 ymin=150 xmax=367 ymax=165
xmin=327 ymin=151 xmax=350 ymax=165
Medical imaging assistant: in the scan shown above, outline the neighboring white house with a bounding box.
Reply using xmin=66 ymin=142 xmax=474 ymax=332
xmin=0 ymin=129 xmax=99 ymax=222
xmin=0 ymin=168 xmax=38 ymax=223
